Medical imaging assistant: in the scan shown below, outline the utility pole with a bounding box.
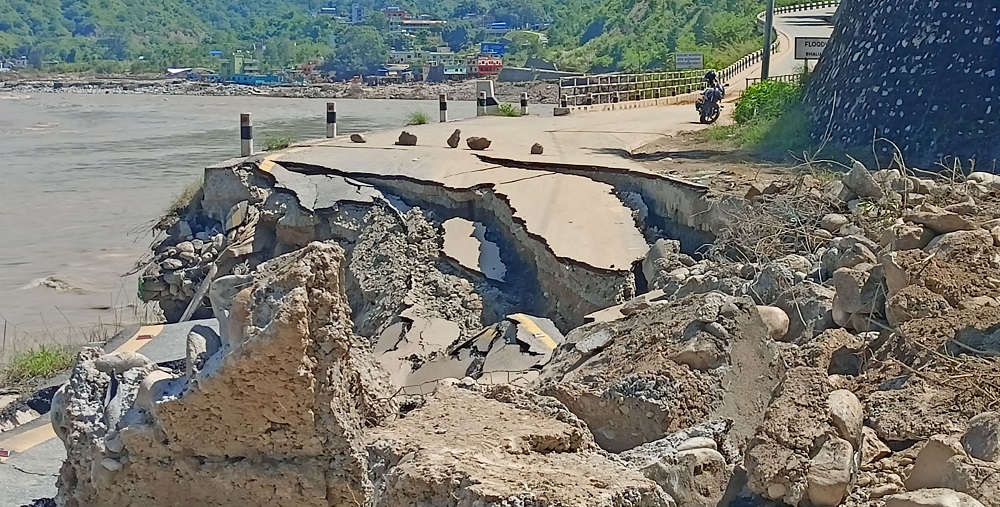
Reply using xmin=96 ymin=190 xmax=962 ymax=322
xmin=760 ymin=0 xmax=775 ymax=80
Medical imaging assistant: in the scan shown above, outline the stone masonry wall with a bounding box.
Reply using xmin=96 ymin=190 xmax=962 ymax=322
xmin=805 ymin=0 xmax=1000 ymax=167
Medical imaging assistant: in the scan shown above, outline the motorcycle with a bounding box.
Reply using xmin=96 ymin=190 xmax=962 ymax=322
xmin=695 ymin=83 xmax=728 ymax=124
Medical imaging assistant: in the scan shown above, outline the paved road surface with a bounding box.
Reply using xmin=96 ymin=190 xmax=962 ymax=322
xmin=769 ymin=7 xmax=837 ymax=76
xmin=0 ymin=6 xmax=836 ymax=506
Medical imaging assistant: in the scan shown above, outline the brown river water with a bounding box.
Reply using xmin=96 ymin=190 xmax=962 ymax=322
xmin=0 ymin=92 xmax=477 ymax=361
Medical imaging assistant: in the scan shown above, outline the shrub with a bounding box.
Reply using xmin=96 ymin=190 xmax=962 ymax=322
xmin=733 ymin=80 xmax=803 ymax=125
xmin=497 ymin=103 xmax=522 ymax=117
xmin=405 ymin=110 xmax=431 ymax=125
xmin=263 ymin=135 xmax=292 ymax=151
xmin=2 ymin=346 xmax=75 ymax=386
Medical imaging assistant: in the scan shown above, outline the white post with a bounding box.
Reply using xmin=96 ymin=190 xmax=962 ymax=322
xmin=326 ymin=102 xmax=337 ymax=138
xmin=240 ymin=113 xmax=253 ymax=156
xmin=439 ymin=93 xmax=448 ymax=122
xmin=477 ymin=91 xmax=487 ymax=116
xmin=520 ymin=92 xmax=528 ymax=116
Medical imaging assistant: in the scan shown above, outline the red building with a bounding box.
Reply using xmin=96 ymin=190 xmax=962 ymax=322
xmin=475 ymin=56 xmax=503 ymax=77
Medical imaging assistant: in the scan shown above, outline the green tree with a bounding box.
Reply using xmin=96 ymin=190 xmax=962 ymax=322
xmin=365 ymin=12 xmax=389 ymax=32
xmin=322 ymin=25 xmax=388 ymax=78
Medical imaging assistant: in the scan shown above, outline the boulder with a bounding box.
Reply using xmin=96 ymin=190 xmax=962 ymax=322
xmin=446 ymin=128 xmax=461 ymax=148
xmin=889 ymin=224 xmax=936 ymax=251
xmin=466 ymin=136 xmax=492 ymax=150
xmin=862 ymin=426 xmax=892 ymax=464
xmin=962 ymin=412 xmax=1000 ymax=463
xmin=806 ymin=435 xmax=857 ymax=507
xmin=942 ymin=456 xmax=1000 ymax=507
xmin=531 ymin=143 xmax=544 ymax=154
xmin=843 ymin=160 xmax=885 ymax=199
xmin=885 ymin=489 xmax=986 ymax=507
xmin=820 ymin=213 xmax=850 ymax=233
xmin=756 ymin=305 xmax=790 ymax=340
xmin=350 ymin=133 xmax=366 ymax=143
xmin=906 ymin=435 xmax=967 ymax=490
xmin=832 ymin=265 xmax=886 ymax=315
xmin=967 ymin=172 xmax=997 ymax=185
xmin=775 ymin=282 xmax=836 ymax=343
xmin=925 ymin=229 xmax=995 ymax=257
xmin=990 ymin=225 xmax=1000 ymax=247
xmin=628 ymin=447 xmax=729 ymax=507
xmin=828 ymin=389 xmax=864 ymax=448
xmin=94 ymin=351 xmax=154 ymax=375
xmin=823 ymin=180 xmax=858 ymax=204
xmin=944 ymin=197 xmax=977 ymax=216
xmin=395 ymin=131 xmax=417 ymax=146
xmin=745 ymin=368 xmax=860 ymax=506
xmin=905 ymin=204 xmax=974 ymax=235
xmin=821 ymin=235 xmax=879 ymax=274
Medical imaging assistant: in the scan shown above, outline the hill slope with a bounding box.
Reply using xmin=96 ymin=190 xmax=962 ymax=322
xmin=0 ymin=0 xmax=815 ymax=73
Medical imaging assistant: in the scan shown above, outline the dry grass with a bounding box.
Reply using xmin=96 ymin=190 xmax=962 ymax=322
xmin=166 ymin=177 xmax=204 ymax=215
xmin=706 ymin=180 xmax=837 ymax=265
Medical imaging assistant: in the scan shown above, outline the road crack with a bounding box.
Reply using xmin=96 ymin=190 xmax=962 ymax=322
xmin=3 ymin=462 xmax=58 ymax=477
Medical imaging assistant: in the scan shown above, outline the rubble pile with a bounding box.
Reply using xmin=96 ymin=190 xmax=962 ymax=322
xmin=52 ymin=158 xmax=1000 ymax=506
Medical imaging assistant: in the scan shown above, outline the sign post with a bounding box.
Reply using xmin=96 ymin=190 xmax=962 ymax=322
xmin=761 ymin=0 xmax=775 ymax=79
xmin=794 ymin=37 xmax=829 ymax=60
xmin=675 ymin=52 xmax=704 ymax=70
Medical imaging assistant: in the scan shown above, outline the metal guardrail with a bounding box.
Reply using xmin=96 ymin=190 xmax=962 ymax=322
xmin=557 ymin=70 xmax=707 ymax=106
xmin=745 ymin=73 xmax=805 ymax=87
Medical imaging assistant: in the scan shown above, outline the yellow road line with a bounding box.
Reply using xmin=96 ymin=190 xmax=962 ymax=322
xmin=507 ymin=313 xmax=558 ymax=350
xmin=0 ymin=424 xmax=56 ymax=462
xmin=111 ymin=324 xmax=164 ymax=355
xmin=0 ymin=323 xmax=167 ymax=459
xmin=258 ymin=146 xmax=309 ymax=173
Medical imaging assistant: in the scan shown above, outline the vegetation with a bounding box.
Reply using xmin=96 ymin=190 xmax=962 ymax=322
xmin=264 ymin=135 xmax=293 ymax=151
xmin=704 ymin=77 xmax=812 ymax=159
xmin=165 ymin=177 xmax=204 ymax=215
xmin=497 ymin=103 xmax=522 ymax=117
xmin=0 ymin=0 xmax=821 ymax=75
xmin=405 ymin=110 xmax=431 ymax=125
xmin=1 ymin=346 xmax=75 ymax=387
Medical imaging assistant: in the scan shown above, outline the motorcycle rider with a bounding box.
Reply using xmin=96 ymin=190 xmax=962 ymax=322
xmin=703 ymin=70 xmax=724 ymax=101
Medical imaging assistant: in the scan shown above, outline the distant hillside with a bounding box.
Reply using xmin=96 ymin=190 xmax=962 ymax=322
xmin=0 ymin=0 xmax=817 ymax=73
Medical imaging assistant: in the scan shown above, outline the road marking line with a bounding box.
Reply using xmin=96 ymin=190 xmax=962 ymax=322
xmin=0 ymin=424 xmax=56 ymax=462
xmin=507 ymin=314 xmax=558 ymax=350
xmin=112 ymin=325 xmax=164 ymax=355
xmin=0 ymin=324 xmax=168 ymax=460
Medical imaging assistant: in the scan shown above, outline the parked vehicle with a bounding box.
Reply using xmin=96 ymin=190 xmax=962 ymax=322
xmin=695 ymin=83 xmax=728 ymax=124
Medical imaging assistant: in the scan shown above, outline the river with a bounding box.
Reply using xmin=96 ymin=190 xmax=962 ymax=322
xmin=0 ymin=93 xmax=477 ymax=361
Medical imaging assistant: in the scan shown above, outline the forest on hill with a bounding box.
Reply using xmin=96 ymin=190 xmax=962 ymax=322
xmin=0 ymin=0 xmax=816 ymax=75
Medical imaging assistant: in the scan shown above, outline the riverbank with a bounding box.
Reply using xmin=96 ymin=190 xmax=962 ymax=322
xmin=0 ymin=77 xmax=559 ymax=103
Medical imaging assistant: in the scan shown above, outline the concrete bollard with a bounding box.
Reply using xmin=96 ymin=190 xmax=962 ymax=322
xmin=240 ymin=113 xmax=253 ymax=156
xmin=520 ymin=92 xmax=528 ymax=116
xmin=326 ymin=102 xmax=337 ymax=138
xmin=477 ymin=91 xmax=487 ymax=116
xmin=439 ymin=93 xmax=448 ymax=122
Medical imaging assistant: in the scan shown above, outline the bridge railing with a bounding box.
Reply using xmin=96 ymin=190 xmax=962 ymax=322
xmin=554 ymin=1 xmax=839 ymax=107
xmin=745 ymin=73 xmax=805 ymax=88
xmin=557 ymin=70 xmax=707 ymax=106
xmin=719 ymin=1 xmax=839 ymax=84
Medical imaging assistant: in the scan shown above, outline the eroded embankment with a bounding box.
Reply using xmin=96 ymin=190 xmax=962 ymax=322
xmin=279 ymin=160 xmax=639 ymax=330
xmin=475 ymin=155 xmax=735 ymax=253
